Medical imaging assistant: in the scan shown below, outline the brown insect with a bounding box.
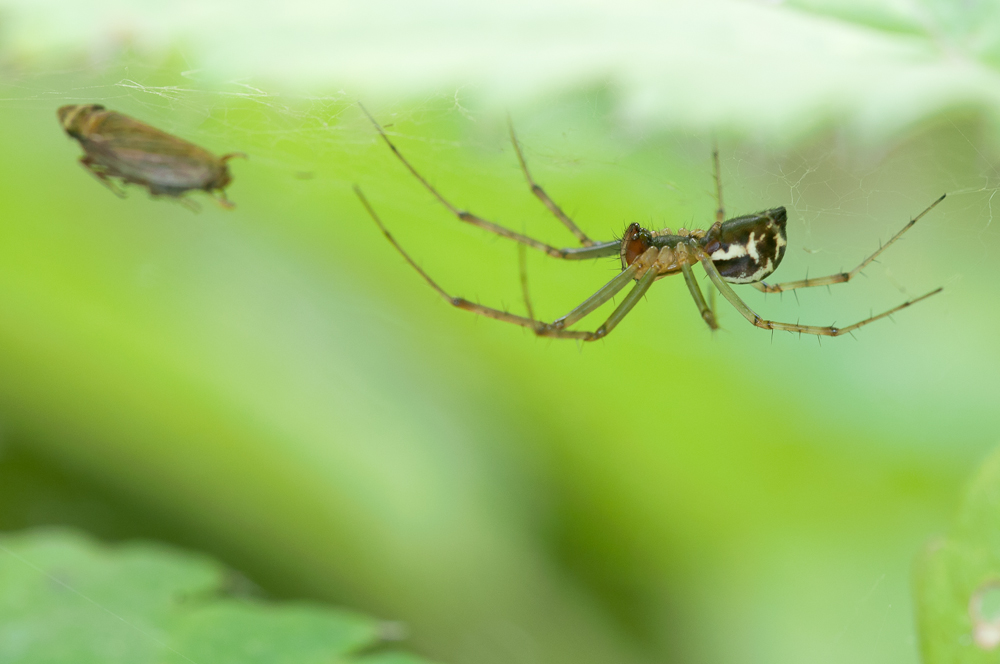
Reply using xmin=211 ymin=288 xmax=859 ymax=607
xmin=58 ymin=104 xmax=245 ymax=210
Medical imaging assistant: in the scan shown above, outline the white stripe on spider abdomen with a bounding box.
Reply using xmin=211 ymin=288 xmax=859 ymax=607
xmin=705 ymin=208 xmax=787 ymax=284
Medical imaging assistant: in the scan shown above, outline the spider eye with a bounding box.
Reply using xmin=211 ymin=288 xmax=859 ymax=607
xmin=708 ymin=207 xmax=788 ymax=284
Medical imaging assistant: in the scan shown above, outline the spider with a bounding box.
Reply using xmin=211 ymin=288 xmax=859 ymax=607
xmin=354 ymin=107 xmax=945 ymax=341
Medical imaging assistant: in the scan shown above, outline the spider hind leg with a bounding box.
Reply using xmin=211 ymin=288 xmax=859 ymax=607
xmin=752 ymin=194 xmax=946 ymax=294
xmin=699 ymin=249 xmax=941 ymax=337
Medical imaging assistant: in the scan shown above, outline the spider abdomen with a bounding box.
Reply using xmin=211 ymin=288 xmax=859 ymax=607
xmin=701 ymin=208 xmax=787 ymax=283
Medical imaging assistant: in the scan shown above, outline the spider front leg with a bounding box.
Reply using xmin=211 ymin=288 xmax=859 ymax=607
xmin=508 ymin=119 xmax=594 ymax=246
xmin=517 ymin=243 xmax=535 ymax=320
xmin=681 ymin=262 xmax=718 ymax=330
xmin=698 ymin=250 xmax=942 ymax=337
xmin=713 ymin=145 xmax=725 ymax=225
xmin=752 ymin=194 xmax=946 ymax=294
xmin=359 ymin=103 xmax=619 ymax=261
xmin=356 ymin=185 xmax=659 ymax=342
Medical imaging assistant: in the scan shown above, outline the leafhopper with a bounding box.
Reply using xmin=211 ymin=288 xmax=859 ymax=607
xmin=58 ymin=104 xmax=245 ymax=210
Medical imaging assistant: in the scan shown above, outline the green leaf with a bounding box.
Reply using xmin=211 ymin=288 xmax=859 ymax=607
xmin=915 ymin=446 xmax=1000 ymax=663
xmin=0 ymin=528 xmax=435 ymax=664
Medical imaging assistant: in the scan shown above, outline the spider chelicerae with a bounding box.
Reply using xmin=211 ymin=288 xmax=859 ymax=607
xmin=354 ymin=108 xmax=944 ymax=341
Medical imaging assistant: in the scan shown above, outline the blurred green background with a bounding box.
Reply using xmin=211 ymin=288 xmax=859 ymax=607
xmin=2 ymin=1 xmax=1000 ymax=663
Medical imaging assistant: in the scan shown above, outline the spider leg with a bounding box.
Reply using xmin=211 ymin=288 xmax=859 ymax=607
xmin=698 ymin=249 xmax=942 ymax=337
xmin=517 ymin=243 xmax=535 ymax=320
xmin=359 ymin=104 xmax=618 ymax=261
xmin=713 ymin=144 xmax=725 ymax=225
xmin=357 ymin=185 xmax=542 ymax=324
xmin=708 ymin=280 xmax=718 ymax=326
xmin=508 ymin=118 xmax=594 ymax=246
xmin=79 ymin=156 xmax=126 ymax=198
xmin=549 ymin=259 xmax=646 ymax=329
xmin=537 ymin=257 xmax=658 ymax=340
xmin=681 ymin=262 xmax=718 ymax=330
xmin=356 ymin=185 xmax=656 ymax=342
xmin=574 ymin=265 xmax=658 ymax=338
xmin=753 ymin=194 xmax=946 ymax=293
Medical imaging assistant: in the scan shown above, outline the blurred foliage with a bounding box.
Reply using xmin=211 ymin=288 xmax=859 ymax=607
xmin=0 ymin=528 xmax=433 ymax=664
xmin=0 ymin=2 xmax=999 ymax=664
xmin=916 ymin=446 xmax=1000 ymax=663
xmin=4 ymin=0 xmax=1000 ymax=139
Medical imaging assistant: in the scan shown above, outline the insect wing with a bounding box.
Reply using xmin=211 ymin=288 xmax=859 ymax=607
xmin=84 ymin=112 xmax=221 ymax=191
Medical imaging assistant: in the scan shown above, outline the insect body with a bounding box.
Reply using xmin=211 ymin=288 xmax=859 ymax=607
xmin=354 ymin=107 xmax=944 ymax=340
xmin=57 ymin=104 xmax=244 ymax=210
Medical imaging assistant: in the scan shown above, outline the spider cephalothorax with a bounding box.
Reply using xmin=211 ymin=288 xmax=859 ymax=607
xmin=619 ymin=224 xmax=702 ymax=277
xmin=356 ymin=103 xmax=943 ymax=340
